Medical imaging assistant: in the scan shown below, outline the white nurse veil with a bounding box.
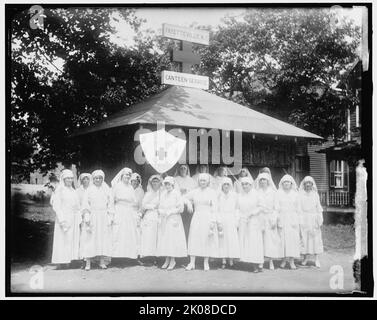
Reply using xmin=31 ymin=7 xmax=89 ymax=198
xmin=174 ymin=164 xmax=191 ymax=177
xmin=278 ymin=174 xmax=298 ymax=191
xmin=78 ymin=173 xmax=92 ymax=188
xmin=110 ymin=167 xmax=132 ymax=188
xmin=299 ymin=176 xmax=318 ymax=193
xmin=255 ymin=172 xmax=277 ymax=191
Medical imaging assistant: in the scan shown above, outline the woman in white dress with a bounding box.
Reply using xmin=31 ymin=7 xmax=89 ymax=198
xmin=140 ymin=175 xmax=162 ymax=260
xmin=76 ymin=173 xmax=92 ymax=206
xmin=237 ymin=176 xmax=264 ymax=272
xmin=298 ymin=176 xmax=324 ymax=268
xmin=234 ymin=167 xmax=253 ymax=194
xmin=185 ymin=173 xmax=219 ymax=271
xmin=76 ymin=173 xmax=91 ymax=264
xmin=156 ymin=176 xmax=187 ymax=270
xmin=81 ymin=169 xmax=113 ymax=270
xmin=130 ymin=172 xmax=144 ymax=259
xmin=111 ymin=167 xmax=139 ymax=260
xmin=275 ymin=174 xmax=301 ymax=269
xmin=50 ymin=169 xmax=81 ymax=267
xmin=174 ymin=164 xmax=196 ymax=240
xmin=255 ymin=172 xmax=281 ymax=270
xmin=216 ymin=177 xmax=240 ymax=268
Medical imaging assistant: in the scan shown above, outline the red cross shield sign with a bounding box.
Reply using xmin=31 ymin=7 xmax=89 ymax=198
xmin=139 ymin=129 xmax=186 ymax=174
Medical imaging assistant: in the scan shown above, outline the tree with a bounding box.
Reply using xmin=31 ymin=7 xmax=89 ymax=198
xmin=10 ymin=7 xmax=169 ymax=179
xmin=197 ymin=8 xmax=361 ymax=139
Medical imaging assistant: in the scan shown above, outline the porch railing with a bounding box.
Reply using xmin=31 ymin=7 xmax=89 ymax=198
xmin=319 ymin=191 xmax=353 ymax=207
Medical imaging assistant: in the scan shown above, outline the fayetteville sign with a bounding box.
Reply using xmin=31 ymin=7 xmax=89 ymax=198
xmin=161 ymin=23 xmax=209 ymax=89
xmin=162 ymin=23 xmax=209 ymax=45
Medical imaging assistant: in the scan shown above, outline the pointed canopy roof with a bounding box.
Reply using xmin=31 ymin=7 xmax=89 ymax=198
xmin=72 ymin=86 xmax=322 ymax=139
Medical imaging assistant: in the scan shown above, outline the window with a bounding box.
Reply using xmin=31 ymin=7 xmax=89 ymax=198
xmin=295 ymin=156 xmax=306 ymax=172
xmin=330 ymin=160 xmax=349 ymax=189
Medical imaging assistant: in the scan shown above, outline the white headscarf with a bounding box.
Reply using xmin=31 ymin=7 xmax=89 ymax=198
xmin=78 ymin=173 xmax=92 ymax=188
xmin=198 ymin=173 xmax=211 ymax=187
xmin=219 ymin=176 xmax=233 ymax=191
xmin=130 ymin=172 xmax=142 ymax=185
xmin=92 ymin=169 xmax=111 ymax=190
xmin=111 ymin=167 xmax=132 ymax=188
xmin=51 ymin=169 xmax=74 ymax=206
xmin=60 ymin=169 xmax=74 ymax=185
xmin=147 ymin=174 xmax=163 ymax=192
xmin=174 ymin=164 xmax=191 ymax=177
xmin=299 ymin=176 xmax=318 ymax=193
xmin=240 ymin=176 xmax=254 ymax=186
xmin=278 ymin=174 xmax=298 ymax=191
xmin=163 ymin=176 xmax=176 ymax=186
xmin=254 ymin=172 xmax=277 ymax=191
xmin=238 ymin=167 xmax=253 ymax=179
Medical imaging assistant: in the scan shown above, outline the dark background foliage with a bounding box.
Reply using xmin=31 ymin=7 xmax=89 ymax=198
xmin=9 ymin=7 xmax=361 ymax=180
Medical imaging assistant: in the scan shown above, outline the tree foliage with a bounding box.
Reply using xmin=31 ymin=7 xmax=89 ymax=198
xmin=10 ymin=7 xmax=169 ymax=180
xmin=197 ymin=8 xmax=361 ymax=138
xmin=9 ymin=7 xmax=361 ymax=180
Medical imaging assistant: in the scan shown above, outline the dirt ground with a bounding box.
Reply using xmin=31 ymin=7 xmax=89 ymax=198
xmin=10 ymin=186 xmax=358 ymax=295
xmin=11 ymin=249 xmax=355 ymax=294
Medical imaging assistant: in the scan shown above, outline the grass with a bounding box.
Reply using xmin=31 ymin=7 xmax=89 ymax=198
xmin=322 ymin=224 xmax=355 ymax=251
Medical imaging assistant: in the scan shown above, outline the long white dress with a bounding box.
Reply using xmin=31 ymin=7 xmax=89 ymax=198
xmin=51 ymin=186 xmax=81 ymax=263
xmin=76 ymin=186 xmax=89 ymax=259
xmin=298 ymin=191 xmax=324 ymax=255
xmin=175 ymin=175 xmax=196 ymax=239
xmin=80 ymin=184 xmax=113 ymax=259
xmin=186 ymin=187 xmax=219 ymax=257
xmin=216 ymin=191 xmax=240 ymax=259
xmin=140 ymin=189 xmax=160 ymax=257
xmin=112 ymin=183 xmax=138 ymax=259
xmin=257 ymin=188 xmax=282 ymax=259
xmin=275 ymin=189 xmax=301 ymax=258
xmin=133 ymin=186 xmax=144 ymax=256
xmin=156 ymin=190 xmax=187 ymax=257
xmin=238 ymin=190 xmax=264 ymax=264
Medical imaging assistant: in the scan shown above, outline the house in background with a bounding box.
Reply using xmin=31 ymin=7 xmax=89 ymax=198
xmin=308 ymin=59 xmax=362 ymax=212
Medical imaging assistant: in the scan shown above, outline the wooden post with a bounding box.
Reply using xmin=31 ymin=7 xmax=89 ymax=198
xmin=354 ymin=160 xmax=368 ymax=260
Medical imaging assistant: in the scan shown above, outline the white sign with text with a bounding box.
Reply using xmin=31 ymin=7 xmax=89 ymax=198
xmin=161 ymin=70 xmax=209 ymax=90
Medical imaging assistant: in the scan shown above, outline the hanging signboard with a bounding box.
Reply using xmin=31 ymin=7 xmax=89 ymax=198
xmin=161 ymin=70 xmax=209 ymax=90
xmin=161 ymin=23 xmax=210 ymax=89
xmin=162 ymin=23 xmax=210 ymax=45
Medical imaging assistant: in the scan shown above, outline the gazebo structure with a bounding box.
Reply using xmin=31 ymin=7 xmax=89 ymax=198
xmin=71 ymin=85 xmax=322 ymax=186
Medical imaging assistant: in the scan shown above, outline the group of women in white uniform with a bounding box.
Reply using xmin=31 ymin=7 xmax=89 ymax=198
xmin=51 ymin=165 xmax=324 ymax=272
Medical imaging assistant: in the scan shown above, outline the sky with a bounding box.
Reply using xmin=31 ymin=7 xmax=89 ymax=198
xmin=45 ymin=6 xmax=367 ymax=74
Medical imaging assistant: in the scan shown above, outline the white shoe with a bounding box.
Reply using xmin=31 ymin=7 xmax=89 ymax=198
xmin=315 ymin=260 xmax=321 ymax=268
xmin=269 ymin=261 xmax=274 ymax=270
xmin=204 ymin=264 xmax=210 ymax=271
xmin=161 ymin=261 xmax=169 ymax=269
xmin=185 ymin=263 xmax=195 ymax=271
xmin=167 ymin=261 xmax=176 ymax=270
